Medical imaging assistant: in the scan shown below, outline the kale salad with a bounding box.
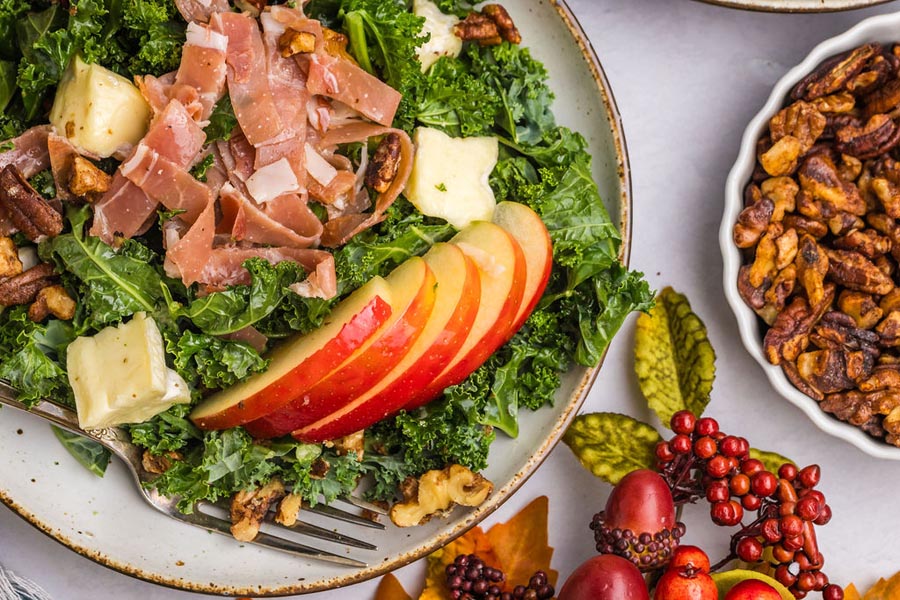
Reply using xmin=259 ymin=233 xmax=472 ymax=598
xmin=0 ymin=0 xmax=652 ymax=514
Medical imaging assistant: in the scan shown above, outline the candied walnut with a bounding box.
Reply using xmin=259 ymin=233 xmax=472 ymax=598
xmin=764 ymin=265 xmax=797 ymax=318
xmin=820 ymin=388 xmax=900 ymax=427
xmin=738 ymin=265 xmax=771 ymax=320
xmin=770 ymin=101 xmax=827 ymax=154
xmin=390 ymin=464 xmax=493 ymax=527
xmin=309 ymin=457 xmax=330 ymax=480
xmin=783 ymin=360 xmax=825 ymax=401
xmin=866 ymin=211 xmax=899 ymax=236
xmin=875 ymin=254 xmax=895 ymax=278
xmin=870 ymin=177 xmax=900 ymax=218
xmin=784 ymin=214 xmax=828 ymax=239
xmin=833 ymin=228 xmax=892 ymax=259
xmin=141 ymin=450 xmax=181 ymax=475
xmin=813 ymin=91 xmax=856 ymax=114
xmin=795 ymin=234 xmax=829 ymax=308
xmin=792 ymin=43 xmax=880 ymax=101
xmin=881 ymin=289 xmax=900 ymax=313
xmin=811 ymin=310 xmax=880 ymax=353
xmin=27 ymin=285 xmax=76 ymax=322
xmin=859 ymin=365 xmax=900 ymax=392
xmin=864 ymin=79 xmax=900 ymax=117
xmin=482 ymin=4 xmax=521 ymax=44
xmin=68 ymin=157 xmax=111 ymax=200
xmin=278 ymin=29 xmax=317 ymax=57
xmin=798 ymin=154 xmax=866 ymax=216
xmin=827 ymin=212 xmax=864 ymax=236
xmin=838 ymin=154 xmax=863 ymax=182
xmin=0 ymin=263 xmax=55 ymax=307
xmin=760 ymin=135 xmax=801 ymax=177
xmin=826 ymin=248 xmax=894 ymax=294
xmin=748 ymin=224 xmax=781 ymax=288
xmin=454 ymin=13 xmax=501 ymax=46
xmin=847 ymin=69 xmax=883 ymax=95
xmin=230 ymin=480 xmax=285 ymax=542
xmin=877 ymin=311 xmax=900 ymax=347
xmin=733 ymin=194 xmax=774 ymax=248
xmin=796 ymin=349 xmax=857 ymax=395
xmin=330 ymin=430 xmax=365 ymax=461
xmin=0 ymin=236 xmax=22 ymax=279
xmin=775 ymin=228 xmax=799 ymax=270
xmin=761 ymin=176 xmax=799 ymax=221
xmin=764 ymin=291 xmax=830 ymax=365
xmin=275 ymin=493 xmax=304 ymax=527
xmin=0 ymin=165 xmax=63 ymax=242
xmin=839 ymin=290 xmax=884 ymax=329
xmin=323 ymin=28 xmax=356 ymax=64
xmin=365 ymin=133 xmax=401 ymax=194
xmin=835 ymin=113 xmax=900 ymax=160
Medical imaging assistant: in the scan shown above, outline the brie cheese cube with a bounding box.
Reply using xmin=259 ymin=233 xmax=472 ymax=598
xmin=414 ymin=0 xmax=463 ymax=72
xmin=405 ymin=127 xmax=498 ymax=229
xmin=67 ymin=313 xmax=191 ymax=429
xmin=50 ymin=55 xmax=151 ymax=158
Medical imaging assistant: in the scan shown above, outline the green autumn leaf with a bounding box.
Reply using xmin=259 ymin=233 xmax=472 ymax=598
xmin=749 ymin=448 xmax=794 ymax=474
xmin=634 ymin=286 xmax=715 ymax=427
xmin=562 ymin=412 xmax=661 ymax=485
xmin=711 ymin=569 xmax=793 ymax=600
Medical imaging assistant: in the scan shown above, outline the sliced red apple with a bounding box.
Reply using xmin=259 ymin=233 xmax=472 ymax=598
xmin=403 ymin=221 xmax=527 ymax=411
xmin=191 ymin=277 xmax=394 ymax=430
xmin=294 ymin=243 xmax=481 ymax=443
xmin=243 ymin=257 xmax=437 ymax=439
xmin=493 ymin=201 xmax=553 ymax=332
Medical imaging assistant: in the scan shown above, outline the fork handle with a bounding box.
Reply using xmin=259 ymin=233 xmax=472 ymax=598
xmin=0 ymin=382 xmax=142 ymax=469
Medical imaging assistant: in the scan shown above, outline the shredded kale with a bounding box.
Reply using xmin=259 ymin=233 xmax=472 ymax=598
xmin=0 ymin=307 xmax=73 ymax=407
xmin=204 ymin=94 xmax=237 ymax=142
xmin=168 ymin=330 xmax=269 ymax=392
xmin=127 ymin=404 xmax=202 ymax=455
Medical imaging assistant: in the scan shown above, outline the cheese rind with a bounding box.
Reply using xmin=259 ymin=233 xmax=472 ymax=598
xmin=405 ymin=127 xmax=498 ymax=229
xmin=414 ymin=0 xmax=463 ymax=72
xmin=67 ymin=313 xmax=191 ymax=429
xmin=50 ymin=55 xmax=151 ymax=158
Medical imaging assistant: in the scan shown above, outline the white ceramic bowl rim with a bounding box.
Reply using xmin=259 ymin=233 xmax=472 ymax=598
xmin=720 ymin=10 xmax=900 ymax=460
xmin=693 ymin=0 xmax=894 ymax=13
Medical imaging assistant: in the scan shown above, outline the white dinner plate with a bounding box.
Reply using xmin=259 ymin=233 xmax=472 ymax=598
xmin=0 ymin=1 xmax=632 ymax=595
xmin=694 ymin=0 xmax=894 ymax=12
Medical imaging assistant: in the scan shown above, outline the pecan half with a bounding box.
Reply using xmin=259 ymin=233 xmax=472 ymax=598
xmin=0 ymin=263 xmax=55 ymax=307
xmin=835 ymin=114 xmax=900 ymax=160
xmin=482 ymin=4 xmax=521 ymax=44
xmin=813 ymin=91 xmax=856 ymax=114
xmin=865 ymin=79 xmax=900 ymax=117
xmin=792 ymin=43 xmax=880 ymax=101
xmin=454 ymin=13 xmax=501 ymax=46
xmin=365 ymin=133 xmax=401 ymax=194
xmin=825 ymin=248 xmax=895 ymax=295
xmin=0 ymin=165 xmax=63 ymax=242
xmin=833 ymin=228 xmax=892 ymax=259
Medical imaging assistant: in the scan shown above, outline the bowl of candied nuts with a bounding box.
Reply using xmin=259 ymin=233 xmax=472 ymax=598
xmin=721 ymin=12 xmax=900 ymax=458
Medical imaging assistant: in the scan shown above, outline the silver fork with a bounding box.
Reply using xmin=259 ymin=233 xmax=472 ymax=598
xmin=0 ymin=382 xmax=387 ymax=567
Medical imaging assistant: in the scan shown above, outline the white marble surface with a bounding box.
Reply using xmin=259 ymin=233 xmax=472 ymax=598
xmin=5 ymin=0 xmax=900 ymax=597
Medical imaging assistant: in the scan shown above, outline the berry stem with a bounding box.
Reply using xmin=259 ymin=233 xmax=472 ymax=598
xmin=709 ymin=551 xmax=736 ymax=573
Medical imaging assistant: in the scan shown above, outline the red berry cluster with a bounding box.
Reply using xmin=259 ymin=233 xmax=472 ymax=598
xmin=655 ymin=411 xmax=842 ymax=600
xmin=445 ymin=554 xmax=555 ymax=600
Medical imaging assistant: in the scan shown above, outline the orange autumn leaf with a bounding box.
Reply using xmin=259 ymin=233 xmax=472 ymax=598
xmin=846 ymin=569 xmax=900 ymax=600
xmin=485 ymin=496 xmax=558 ymax=589
xmin=376 ymin=573 xmax=413 ymax=600
xmin=415 ymin=496 xmax=555 ymax=600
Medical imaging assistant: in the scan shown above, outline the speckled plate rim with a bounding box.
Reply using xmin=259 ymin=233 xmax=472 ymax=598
xmin=720 ymin=11 xmax=900 ymax=460
xmin=692 ymin=0 xmax=894 ymax=12
xmin=0 ymin=1 xmax=634 ymax=594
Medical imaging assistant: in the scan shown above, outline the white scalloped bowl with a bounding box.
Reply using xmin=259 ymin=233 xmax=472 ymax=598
xmin=720 ymin=11 xmax=900 ymax=460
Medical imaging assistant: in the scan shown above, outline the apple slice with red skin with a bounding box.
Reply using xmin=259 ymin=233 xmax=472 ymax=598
xmin=191 ymin=277 xmax=394 ymax=431
xmin=403 ymin=221 xmax=527 ymax=411
xmin=293 ymin=243 xmax=481 ymax=443
xmin=244 ymin=257 xmax=437 ymax=439
xmin=492 ymin=201 xmax=553 ymax=332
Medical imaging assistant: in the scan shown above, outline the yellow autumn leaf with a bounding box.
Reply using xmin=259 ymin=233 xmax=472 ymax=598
xmin=375 ymin=573 xmax=412 ymax=600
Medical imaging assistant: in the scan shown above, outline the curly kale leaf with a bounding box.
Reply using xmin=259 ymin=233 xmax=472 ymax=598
xmin=417 ymin=57 xmax=502 ymax=138
xmin=127 ymin=404 xmax=202 ymax=455
xmin=0 ymin=307 xmax=73 ymax=406
xmin=167 ymin=330 xmax=269 ymax=392
xmin=40 ymin=207 xmax=167 ymax=334
xmin=204 ymin=94 xmax=237 ymax=142
xmin=52 ymin=426 xmax=111 ymax=477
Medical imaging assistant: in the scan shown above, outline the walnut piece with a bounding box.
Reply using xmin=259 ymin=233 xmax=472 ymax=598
xmin=68 ymin=157 xmax=111 ymax=200
xmin=481 ymin=4 xmax=521 ymax=44
xmin=389 ymin=464 xmax=493 ymax=527
xmin=365 ymin=133 xmax=401 ymax=194
xmin=760 ymin=136 xmax=801 ymax=177
xmin=278 ymin=29 xmax=317 ymax=57
xmin=839 ymin=290 xmax=884 ymax=329
xmin=141 ymin=450 xmax=181 ymax=475
xmin=230 ymin=480 xmax=285 ymax=542
xmin=0 ymin=237 xmax=22 ymax=279
xmin=275 ymin=493 xmax=304 ymax=527
xmin=826 ymin=248 xmax=894 ymax=295
xmin=770 ymin=101 xmax=826 ymax=154
xmin=27 ymin=284 xmax=76 ymax=322
xmin=455 ymin=5 xmax=521 ymax=46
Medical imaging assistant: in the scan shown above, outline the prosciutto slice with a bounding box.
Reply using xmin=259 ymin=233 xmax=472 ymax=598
xmin=218 ymin=183 xmax=318 ymax=248
xmin=318 ymin=123 xmax=413 ymax=247
xmin=0 ymin=126 xmax=50 ymax=179
xmin=305 ymin=53 xmax=402 ymax=127
xmin=120 ymin=145 xmax=212 ymax=224
xmin=171 ymin=23 xmax=228 ymax=122
xmin=47 ymin=133 xmax=79 ymax=202
xmin=90 ymin=101 xmax=207 ymax=242
xmin=174 ymin=0 xmax=230 ymax=24
xmin=213 ymin=12 xmax=287 ymax=147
